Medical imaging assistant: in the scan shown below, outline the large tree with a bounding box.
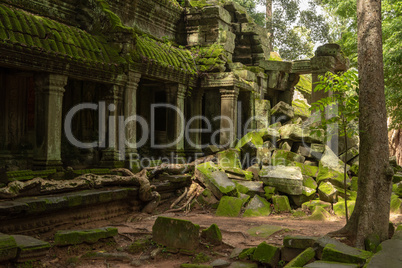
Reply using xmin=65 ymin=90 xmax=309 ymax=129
xmin=330 ymin=0 xmax=394 ymax=248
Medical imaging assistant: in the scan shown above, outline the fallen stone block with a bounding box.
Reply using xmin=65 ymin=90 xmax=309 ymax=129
xmin=54 ymin=227 xmax=118 ymax=246
xmin=217 ymin=149 xmax=242 ymax=169
xmin=260 ymin=166 xmax=304 ymax=195
xmin=0 ymin=234 xmax=18 ymax=262
xmin=321 ymin=240 xmax=372 ymax=264
xmin=271 ymin=149 xmax=305 ymax=166
xmin=306 ymin=206 xmax=331 ymax=221
xmin=283 ymin=235 xmax=318 ymax=249
xmin=252 ymin=241 xmax=280 ymax=266
xmin=366 ymin=231 xmax=402 ymax=267
xmin=235 ymin=181 xmax=264 ymax=197
xmin=272 ymin=195 xmax=291 ymax=213
xmin=318 ymin=181 xmax=338 ymax=203
xmin=196 ymin=162 xmax=237 ymax=199
xmin=305 ymin=260 xmax=359 ymax=267
xmin=243 ymin=195 xmax=272 ymax=217
xmin=201 ymin=224 xmax=222 ymax=245
xmin=216 ymin=196 xmax=245 ymax=217
xmin=152 ymin=217 xmax=200 ymax=251
xmin=281 ymin=247 xmax=304 ymax=262
xmin=284 ymin=247 xmax=315 ymax=267
xmin=13 ymin=235 xmax=50 ymax=262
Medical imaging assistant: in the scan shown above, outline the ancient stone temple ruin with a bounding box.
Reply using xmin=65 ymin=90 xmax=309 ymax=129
xmin=0 ymin=0 xmax=348 ymax=171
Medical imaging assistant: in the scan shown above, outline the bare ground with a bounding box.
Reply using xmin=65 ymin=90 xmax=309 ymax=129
xmin=7 ymin=199 xmax=402 ymax=268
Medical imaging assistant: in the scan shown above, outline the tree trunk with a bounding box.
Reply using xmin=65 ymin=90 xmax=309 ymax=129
xmin=266 ymin=0 xmax=273 ymax=50
xmin=330 ymin=0 xmax=393 ymax=248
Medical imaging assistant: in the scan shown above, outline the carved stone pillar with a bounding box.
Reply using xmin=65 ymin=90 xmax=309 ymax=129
xmin=124 ymin=72 xmax=141 ymax=170
xmin=187 ymin=88 xmax=204 ymax=156
xmin=100 ymin=84 xmax=124 ymax=168
xmin=220 ymin=88 xmax=239 ymax=147
xmin=33 ymin=74 xmax=67 ymax=170
xmin=166 ymin=83 xmax=187 ymax=162
xmin=311 ymin=44 xmax=349 ymax=103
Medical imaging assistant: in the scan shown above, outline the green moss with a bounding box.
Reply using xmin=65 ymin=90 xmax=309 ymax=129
xmin=54 ymin=227 xmax=118 ymax=246
xmin=239 ymin=247 xmax=256 ymax=260
xmin=390 ymin=194 xmax=402 ymax=213
xmin=322 ymin=243 xmax=373 ymax=264
xmin=264 ymin=186 xmax=276 ymax=200
xmin=127 ymin=237 xmax=152 ymax=254
xmin=215 ymin=196 xmax=244 ymax=217
xmin=307 ymin=206 xmax=331 ymax=221
xmin=252 ymin=242 xmax=279 ymax=264
xmin=201 ymin=224 xmax=222 ymax=245
xmin=272 ymin=195 xmax=291 ymax=213
xmin=192 ymin=252 xmax=211 ymax=264
xmin=285 ymin=247 xmax=315 ymax=267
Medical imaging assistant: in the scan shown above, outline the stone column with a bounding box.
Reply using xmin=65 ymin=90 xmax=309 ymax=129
xmin=220 ymin=88 xmax=239 ymax=147
xmin=311 ymin=44 xmax=349 ymax=104
xmin=166 ymin=83 xmax=187 ymax=162
xmin=100 ymin=84 xmax=124 ymax=168
xmin=311 ymin=56 xmax=336 ymax=104
xmin=124 ymin=72 xmax=141 ymax=170
xmin=187 ymin=88 xmax=204 ymax=157
xmin=33 ymin=73 xmax=68 ymax=170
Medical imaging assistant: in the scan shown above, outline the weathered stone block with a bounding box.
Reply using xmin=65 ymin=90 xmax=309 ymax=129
xmin=152 ymin=217 xmax=200 ymax=251
xmin=13 ymin=235 xmax=50 ymax=262
xmin=252 ymin=242 xmax=280 ymax=266
xmin=283 ymin=235 xmax=318 ymax=249
xmin=321 ymin=242 xmax=372 ymax=264
xmin=201 ymin=224 xmax=222 ymax=245
xmin=195 ymin=162 xmax=237 ymax=199
xmin=243 ymin=195 xmax=271 ymax=217
xmin=54 ymin=227 xmax=118 ymax=246
xmin=260 ymin=166 xmax=304 ymax=195
xmin=271 ymin=149 xmax=305 ymax=166
xmin=272 ymin=195 xmax=291 ymax=212
xmin=271 ymin=101 xmax=294 ymax=122
xmin=216 ymin=196 xmax=244 ymax=217
xmin=318 ymin=181 xmax=338 ymax=203
xmin=217 ymin=149 xmax=242 ymax=169
xmin=284 ymin=247 xmax=315 ymax=267
xmin=235 ymin=181 xmax=264 ymax=197
xmin=0 ymin=234 xmax=18 ymax=262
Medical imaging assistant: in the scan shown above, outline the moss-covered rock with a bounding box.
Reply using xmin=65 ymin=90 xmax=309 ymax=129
xmin=272 ymin=195 xmax=291 ymax=213
xmin=243 ymin=195 xmax=272 ymax=217
xmin=260 ymin=166 xmax=304 ymax=195
xmin=195 ymin=162 xmax=237 ymax=199
xmin=295 ymin=162 xmax=319 ymax=178
xmin=13 ymin=235 xmax=50 ymax=262
xmin=201 ymin=224 xmax=222 ymax=245
xmin=197 ymin=188 xmax=219 ymax=208
xmin=318 ymin=181 xmax=338 ymax=203
xmin=271 ymin=101 xmax=294 ymax=122
xmin=317 ymin=162 xmax=349 ymax=189
xmin=307 ymin=206 xmax=331 ymax=221
xmin=235 ymin=181 xmax=264 ymax=197
xmin=292 ymin=99 xmax=311 ymax=119
xmin=283 ymin=236 xmax=318 ymax=249
xmin=238 ymin=247 xmax=256 ymax=260
xmin=252 ymin=241 xmax=280 ymax=266
xmin=264 ymin=186 xmax=276 ymax=200
xmin=152 ymin=217 xmax=200 ymax=251
xmin=0 ymin=234 xmax=18 ymax=262
xmin=321 ymin=242 xmax=373 ymax=264
xmin=215 ymin=196 xmax=245 ymax=217
xmin=54 ymin=227 xmax=118 ymax=246
xmin=302 ymin=199 xmax=331 ymax=212
xmin=333 ymin=199 xmax=356 ymax=217
xmin=284 ymin=247 xmax=315 ymax=267
xmin=127 ymin=237 xmax=152 ymax=254
xmin=271 ymin=149 xmax=305 ymax=166
xmin=217 ymin=149 xmax=242 ymax=169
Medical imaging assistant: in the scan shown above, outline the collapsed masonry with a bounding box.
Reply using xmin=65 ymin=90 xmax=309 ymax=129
xmin=0 ymin=0 xmax=348 ymax=172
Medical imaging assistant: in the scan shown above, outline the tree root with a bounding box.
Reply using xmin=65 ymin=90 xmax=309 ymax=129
xmin=170 ymin=187 xmax=188 ymax=209
xmin=166 ymin=182 xmax=203 ymax=213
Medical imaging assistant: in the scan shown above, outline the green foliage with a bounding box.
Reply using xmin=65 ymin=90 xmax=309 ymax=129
xmin=319 ymin=0 xmax=402 ymax=128
xmin=310 ymin=69 xmax=359 ymax=139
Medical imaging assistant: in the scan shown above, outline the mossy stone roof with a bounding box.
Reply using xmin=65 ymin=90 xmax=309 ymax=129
xmin=134 ymin=35 xmax=197 ymax=75
xmin=0 ymin=4 xmax=124 ymax=69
